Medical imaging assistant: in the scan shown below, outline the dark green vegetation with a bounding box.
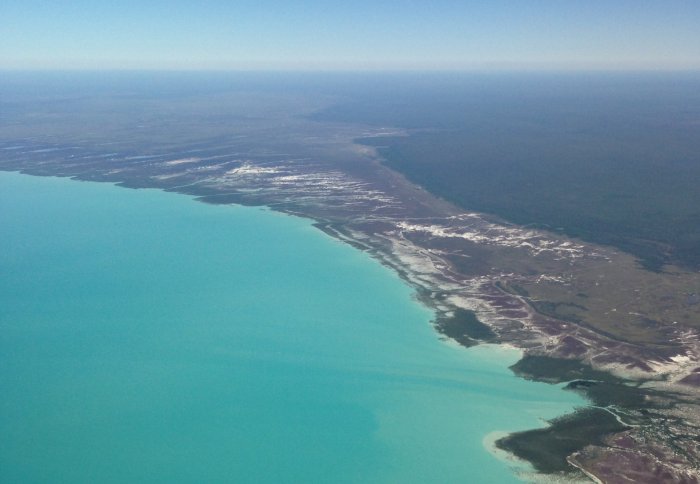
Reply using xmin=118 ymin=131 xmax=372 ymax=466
xmin=564 ymin=380 xmax=650 ymax=408
xmin=511 ymin=355 xmax=620 ymax=384
xmin=512 ymin=356 xmax=664 ymax=407
xmin=315 ymin=73 xmax=700 ymax=271
xmin=496 ymin=408 xmax=629 ymax=473
xmin=435 ymin=308 xmax=496 ymax=346
xmin=502 ymin=356 xmax=689 ymax=473
xmin=529 ymin=300 xmax=588 ymax=324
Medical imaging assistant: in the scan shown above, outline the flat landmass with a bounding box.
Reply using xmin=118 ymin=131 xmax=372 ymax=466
xmin=2 ymin=71 xmax=700 ymax=482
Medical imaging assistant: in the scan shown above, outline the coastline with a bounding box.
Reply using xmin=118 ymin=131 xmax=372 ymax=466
xmin=1 ymin=169 xmax=585 ymax=484
xmin=2 ymin=118 xmax=700 ymax=481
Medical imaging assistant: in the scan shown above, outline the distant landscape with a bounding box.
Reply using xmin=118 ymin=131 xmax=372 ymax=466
xmin=314 ymin=72 xmax=700 ymax=271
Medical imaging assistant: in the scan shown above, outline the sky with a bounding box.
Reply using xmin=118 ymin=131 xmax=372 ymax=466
xmin=1 ymin=0 xmax=699 ymax=70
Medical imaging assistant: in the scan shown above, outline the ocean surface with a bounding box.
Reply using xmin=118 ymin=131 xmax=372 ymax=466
xmin=0 ymin=171 xmax=583 ymax=483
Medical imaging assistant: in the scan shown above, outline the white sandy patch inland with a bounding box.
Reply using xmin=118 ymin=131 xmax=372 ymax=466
xmin=225 ymin=163 xmax=279 ymax=176
xmin=163 ymin=157 xmax=201 ymax=166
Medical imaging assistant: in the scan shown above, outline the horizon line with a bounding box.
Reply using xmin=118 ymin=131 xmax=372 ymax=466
xmin=2 ymin=66 xmax=700 ymax=74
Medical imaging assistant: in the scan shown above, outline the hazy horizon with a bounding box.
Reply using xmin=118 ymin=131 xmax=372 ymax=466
xmin=2 ymin=1 xmax=699 ymax=71
xmin=3 ymin=67 xmax=700 ymax=75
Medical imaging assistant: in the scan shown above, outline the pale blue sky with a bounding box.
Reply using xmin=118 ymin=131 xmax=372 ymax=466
xmin=2 ymin=0 xmax=699 ymax=70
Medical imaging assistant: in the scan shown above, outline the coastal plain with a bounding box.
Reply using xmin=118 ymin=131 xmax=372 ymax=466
xmin=2 ymin=72 xmax=700 ymax=482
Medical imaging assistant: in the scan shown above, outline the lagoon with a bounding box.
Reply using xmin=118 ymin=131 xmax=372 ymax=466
xmin=0 ymin=171 xmax=582 ymax=483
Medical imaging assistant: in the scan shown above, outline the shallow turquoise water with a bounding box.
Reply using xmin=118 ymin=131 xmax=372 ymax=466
xmin=0 ymin=172 xmax=583 ymax=483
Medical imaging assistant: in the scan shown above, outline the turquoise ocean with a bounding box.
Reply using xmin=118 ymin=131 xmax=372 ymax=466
xmin=0 ymin=171 xmax=583 ymax=483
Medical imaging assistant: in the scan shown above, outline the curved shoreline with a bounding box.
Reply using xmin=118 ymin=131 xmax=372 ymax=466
xmin=2 ymin=117 xmax=700 ymax=481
